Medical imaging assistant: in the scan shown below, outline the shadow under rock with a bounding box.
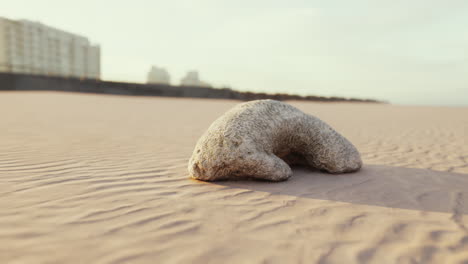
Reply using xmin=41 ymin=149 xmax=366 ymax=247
xmin=214 ymin=165 xmax=468 ymax=214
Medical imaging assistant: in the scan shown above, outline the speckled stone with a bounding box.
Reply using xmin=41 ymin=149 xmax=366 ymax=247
xmin=188 ymin=100 xmax=362 ymax=181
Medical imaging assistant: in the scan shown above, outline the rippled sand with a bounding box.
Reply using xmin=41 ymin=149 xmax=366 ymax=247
xmin=1 ymin=92 xmax=467 ymax=264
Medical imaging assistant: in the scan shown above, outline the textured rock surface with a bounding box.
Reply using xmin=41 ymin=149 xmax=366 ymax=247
xmin=188 ymin=100 xmax=362 ymax=181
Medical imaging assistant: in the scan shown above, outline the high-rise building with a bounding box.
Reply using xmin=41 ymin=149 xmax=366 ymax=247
xmin=147 ymin=66 xmax=170 ymax=84
xmin=0 ymin=17 xmax=100 ymax=79
xmin=180 ymin=70 xmax=211 ymax=87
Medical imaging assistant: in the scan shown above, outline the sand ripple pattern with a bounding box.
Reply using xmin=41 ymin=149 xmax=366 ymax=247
xmin=1 ymin=92 xmax=468 ymax=264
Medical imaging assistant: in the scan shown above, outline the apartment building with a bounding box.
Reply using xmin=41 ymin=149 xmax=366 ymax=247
xmin=147 ymin=66 xmax=170 ymax=84
xmin=0 ymin=17 xmax=100 ymax=79
xmin=180 ymin=70 xmax=211 ymax=87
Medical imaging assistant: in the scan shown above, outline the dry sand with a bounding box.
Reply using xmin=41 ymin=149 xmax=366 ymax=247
xmin=1 ymin=91 xmax=467 ymax=264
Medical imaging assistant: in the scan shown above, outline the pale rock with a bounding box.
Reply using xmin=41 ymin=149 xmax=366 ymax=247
xmin=189 ymin=100 xmax=362 ymax=181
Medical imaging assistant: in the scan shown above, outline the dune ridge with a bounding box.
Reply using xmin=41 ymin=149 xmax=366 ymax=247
xmin=1 ymin=92 xmax=467 ymax=264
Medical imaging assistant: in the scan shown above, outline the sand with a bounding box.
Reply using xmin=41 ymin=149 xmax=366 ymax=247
xmin=1 ymin=91 xmax=467 ymax=264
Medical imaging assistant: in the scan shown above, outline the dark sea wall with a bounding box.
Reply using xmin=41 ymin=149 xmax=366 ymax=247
xmin=0 ymin=73 xmax=382 ymax=103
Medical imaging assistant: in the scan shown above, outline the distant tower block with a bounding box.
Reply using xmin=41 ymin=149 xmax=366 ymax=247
xmin=180 ymin=70 xmax=211 ymax=87
xmin=0 ymin=16 xmax=100 ymax=79
xmin=146 ymin=66 xmax=171 ymax=85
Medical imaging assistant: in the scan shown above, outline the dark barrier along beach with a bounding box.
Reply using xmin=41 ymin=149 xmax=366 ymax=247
xmin=0 ymin=72 xmax=382 ymax=103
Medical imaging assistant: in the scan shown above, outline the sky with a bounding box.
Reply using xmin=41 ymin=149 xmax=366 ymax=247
xmin=1 ymin=0 xmax=467 ymax=106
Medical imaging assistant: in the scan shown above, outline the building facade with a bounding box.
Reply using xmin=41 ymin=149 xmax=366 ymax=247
xmin=0 ymin=17 xmax=100 ymax=79
xmin=180 ymin=70 xmax=211 ymax=87
xmin=147 ymin=66 xmax=170 ymax=84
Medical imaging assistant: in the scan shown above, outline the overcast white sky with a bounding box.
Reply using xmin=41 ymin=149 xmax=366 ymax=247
xmin=1 ymin=0 xmax=467 ymax=105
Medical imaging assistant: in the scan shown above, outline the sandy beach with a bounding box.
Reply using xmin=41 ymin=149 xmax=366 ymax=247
xmin=1 ymin=91 xmax=467 ymax=264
